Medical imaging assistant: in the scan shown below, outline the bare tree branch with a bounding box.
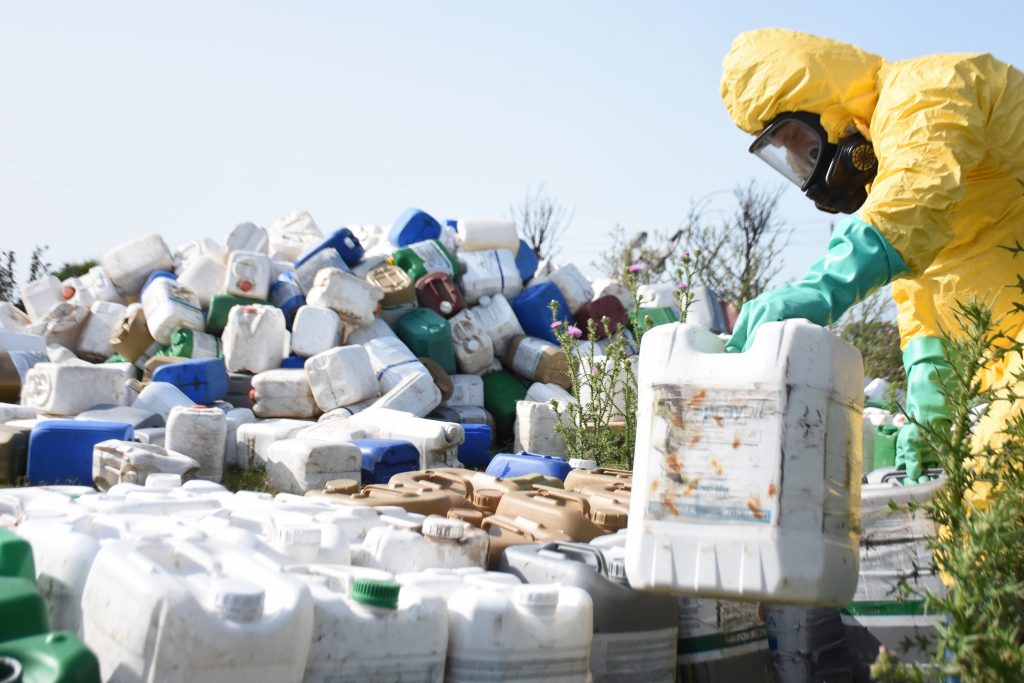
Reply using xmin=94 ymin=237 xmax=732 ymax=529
xmin=509 ymin=183 xmax=574 ymax=261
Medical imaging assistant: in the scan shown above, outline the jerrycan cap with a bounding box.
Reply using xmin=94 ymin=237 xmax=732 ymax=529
xmin=513 ymin=584 xmax=560 ymax=609
xmin=61 ymin=285 xmax=76 ymax=300
xmin=238 ymin=279 xmax=254 ymax=293
xmin=466 ymin=338 xmax=480 ymax=352
xmin=472 ymin=489 xmax=503 ymax=512
xmin=568 ymin=458 xmax=598 ymax=471
xmin=351 ymin=578 xmax=401 ymax=610
xmin=0 ymin=655 xmax=22 ymax=683
xmin=145 ymin=473 xmax=182 ymax=488
xmin=439 ymin=301 xmax=454 ymax=315
xmin=422 ymin=516 xmax=465 ymax=541
xmin=276 ymin=522 xmax=322 ymax=548
xmin=208 ymin=577 xmax=265 ymax=623
xmin=607 ymin=557 xmax=629 ymax=584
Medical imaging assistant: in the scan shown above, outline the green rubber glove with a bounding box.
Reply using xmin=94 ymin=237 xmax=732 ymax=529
xmin=726 ymin=216 xmax=909 ymax=353
xmin=897 ymin=336 xmax=952 ymax=484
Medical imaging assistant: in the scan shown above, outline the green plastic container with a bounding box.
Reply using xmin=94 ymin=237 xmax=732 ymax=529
xmin=205 ymin=295 xmax=264 ymax=336
xmin=0 ymin=577 xmax=49 ymax=643
xmin=0 ymin=530 xmax=34 ymax=582
xmin=874 ymin=424 xmax=900 ymax=469
xmin=160 ymin=327 xmax=223 ymax=359
xmin=0 ymin=631 xmax=101 ymax=682
xmin=396 ymin=309 xmax=456 ymax=374
xmin=629 ymin=306 xmax=678 ymax=332
xmin=390 ymin=240 xmax=461 ymax=283
xmin=482 ymin=370 xmax=527 ymax=439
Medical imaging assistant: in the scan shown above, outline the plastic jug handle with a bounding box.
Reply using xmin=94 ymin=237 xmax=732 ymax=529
xmin=537 ymin=541 xmax=608 ymax=574
xmin=173 ymin=540 xmax=222 ymax=577
xmin=0 ymin=495 xmax=24 ymax=527
xmin=534 ymin=488 xmax=591 ymax=515
xmin=482 ymin=515 xmax=535 ymax=541
xmin=418 ymin=470 xmax=473 ymax=496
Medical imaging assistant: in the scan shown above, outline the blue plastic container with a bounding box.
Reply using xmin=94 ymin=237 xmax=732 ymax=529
xmin=485 ymin=451 xmax=572 ymax=481
xmin=140 ymin=270 xmax=176 ymax=294
xmin=352 ymin=439 xmax=421 ymax=486
xmin=389 ymin=208 xmax=441 ymax=247
xmin=150 ymin=358 xmax=229 ymax=405
xmin=295 ymin=227 xmax=365 ymax=269
xmin=514 ymin=239 xmax=539 ymax=281
xmin=457 ymin=423 xmax=493 ymax=468
xmin=280 ymin=355 xmax=305 ymax=369
xmin=28 ymin=420 xmax=134 ymax=485
xmin=269 ymin=274 xmax=305 ymax=329
xmin=512 ymin=282 xmax=574 ymax=344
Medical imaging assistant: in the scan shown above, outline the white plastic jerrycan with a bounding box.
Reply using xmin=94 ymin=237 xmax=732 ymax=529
xmin=224 ymin=250 xmax=273 ymax=301
xmin=356 ymin=516 xmax=488 ymax=573
xmin=81 ymin=538 xmax=314 ymax=683
xmin=222 ymin=305 xmax=287 ymax=373
xmin=626 ymin=320 xmax=863 ymax=606
xmin=290 ymin=568 xmax=449 ymax=683
xmin=446 ymin=583 xmax=594 ymax=683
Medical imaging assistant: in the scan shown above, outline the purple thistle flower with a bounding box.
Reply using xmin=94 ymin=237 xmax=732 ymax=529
xmin=567 ymin=325 xmax=583 ymax=339
xmin=627 ymin=263 xmax=644 ymax=273
xmin=550 ymin=320 xmax=563 ymax=329
xmin=676 ymin=282 xmax=688 ymax=290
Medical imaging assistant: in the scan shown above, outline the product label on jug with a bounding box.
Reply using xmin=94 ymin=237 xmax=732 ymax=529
xmin=410 ymin=241 xmax=454 ymax=276
xmin=591 ymin=627 xmax=677 ymax=678
xmin=646 ymin=385 xmax=782 ymax=526
xmin=510 ymin=337 xmax=551 ymax=378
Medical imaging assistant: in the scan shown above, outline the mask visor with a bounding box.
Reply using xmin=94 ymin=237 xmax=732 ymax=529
xmin=749 ymin=118 xmax=825 ymax=188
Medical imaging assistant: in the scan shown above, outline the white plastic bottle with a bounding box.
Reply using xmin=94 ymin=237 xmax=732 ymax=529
xmin=76 ymin=300 xmax=127 ymax=361
xmin=223 ymin=407 xmax=257 ymax=467
xmin=132 ymin=381 xmax=193 ymax=421
xmin=92 ymin=440 xmax=200 ymax=491
xmin=165 ymin=405 xmax=228 ymax=483
xmin=547 ymin=263 xmax=595 ymax=313
xmin=348 ymin=408 xmax=464 ymax=469
xmin=140 ymin=277 xmax=206 ymax=345
xmin=268 ymin=210 xmax=323 ymax=261
xmin=172 ymin=237 xmax=227 ymax=272
xmin=176 ymin=254 xmax=227 ymax=308
xmin=226 ymin=221 xmax=270 ymax=255
xmin=363 ymin=336 xmax=426 ymax=392
xmin=264 ymin=438 xmax=361 ymax=493
xmin=448 ymin=309 xmax=495 ymax=374
xmin=467 ymin=294 xmax=524 ymax=357
xmin=626 ymin=321 xmax=863 ymax=606
xmin=224 ymin=250 xmax=273 ymax=301
xmin=305 ymin=345 xmax=379 ymax=412
xmin=79 ymin=265 xmax=125 ymax=305
xmin=456 ymin=218 xmax=520 ymax=253
xmin=21 ymin=363 xmax=125 ymax=415
xmin=514 ymin=400 xmax=569 ymax=456
xmin=305 ymin=268 xmax=384 ymax=328
xmin=20 ymin=275 xmax=65 ymax=322
xmin=222 ymin=305 xmax=287 ymax=373
xmin=368 ymin=370 xmax=441 ymax=417
xmin=443 ymin=374 xmax=486 ymax=407
xmin=101 ymin=233 xmax=175 ymax=296
xmin=458 ymin=249 xmax=523 ymax=304
xmin=446 ymin=583 xmax=594 ymax=683
xmin=251 ymin=369 xmax=320 ymax=419
xmin=356 ymin=516 xmax=488 ymax=573
xmin=292 ymin=570 xmax=448 ymax=683
xmin=290 ymin=306 xmax=342 ymax=358
xmin=235 ymin=419 xmax=312 ymax=470
xmin=81 ymin=538 xmax=314 ymax=683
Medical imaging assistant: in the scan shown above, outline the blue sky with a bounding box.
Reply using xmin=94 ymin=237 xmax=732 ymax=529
xmin=2 ymin=1 xmax=1021 ymax=286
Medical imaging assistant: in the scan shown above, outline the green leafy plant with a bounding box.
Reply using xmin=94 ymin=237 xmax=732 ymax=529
xmin=549 ymin=255 xmax=697 ymax=468
xmin=870 ymin=256 xmax=1024 ymax=681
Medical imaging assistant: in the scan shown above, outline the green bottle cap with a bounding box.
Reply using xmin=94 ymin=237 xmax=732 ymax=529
xmin=351 ymin=578 xmax=400 ymax=610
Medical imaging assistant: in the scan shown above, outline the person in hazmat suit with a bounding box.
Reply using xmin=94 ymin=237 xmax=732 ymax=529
xmin=720 ymin=29 xmax=1024 ymax=487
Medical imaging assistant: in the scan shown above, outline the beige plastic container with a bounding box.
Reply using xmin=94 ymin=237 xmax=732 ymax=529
xmin=495 ymin=488 xmax=606 ymax=541
xmin=564 ymin=467 xmax=633 ymax=492
xmin=110 ymin=303 xmax=158 ymax=363
xmin=505 ymin=335 xmax=570 ymax=389
xmin=305 ymin=268 xmax=384 ymax=328
xmin=390 ymin=468 xmax=522 ymax=513
xmin=449 ymin=309 xmax=495 ymax=375
xmin=366 ymin=264 xmax=416 ymax=307
xmin=308 ymin=483 xmax=453 ymax=516
xmin=481 ymin=515 xmax=573 ymax=568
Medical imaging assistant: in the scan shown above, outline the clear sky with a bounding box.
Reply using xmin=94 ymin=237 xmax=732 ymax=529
xmin=2 ymin=1 xmax=1021 ymax=287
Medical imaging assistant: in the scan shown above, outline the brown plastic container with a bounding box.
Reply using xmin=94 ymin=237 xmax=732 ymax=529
xmin=371 ymin=480 xmax=473 ymax=511
xmin=321 ymin=478 xmax=360 ymax=494
xmin=110 ymin=306 xmax=156 ymax=363
xmin=481 ymin=514 xmax=572 ymax=568
xmin=503 ymin=335 xmax=570 ymax=389
xmin=563 ymin=467 xmax=633 ymax=492
xmin=576 ymin=482 xmax=631 ymax=532
xmin=573 ymin=295 xmax=630 ymax=340
xmin=0 ymin=352 xmax=22 ymax=403
xmin=493 ymin=488 xmax=605 ymax=543
xmin=448 ymin=507 xmax=486 ymax=528
xmin=415 ymin=272 xmax=464 ymax=318
xmin=389 ymin=468 xmax=520 ymax=513
xmin=306 ymin=482 xmax=454 ymax=516
xmin=142 ymin=355 xmax=187 ymax=382
xmin=366 ymin=264 xmax=415 ymax=307
xmin=505 ymin=473 xmax=565 ymax=491
xmin=418 ymin=356 xmax=454 ymax=402
xmin=0 ymin=423 xmax=30 ymax=485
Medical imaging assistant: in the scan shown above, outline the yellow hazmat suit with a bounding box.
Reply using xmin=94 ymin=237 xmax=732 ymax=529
xmin=721 ymin=29 xmax=1024 ymax=488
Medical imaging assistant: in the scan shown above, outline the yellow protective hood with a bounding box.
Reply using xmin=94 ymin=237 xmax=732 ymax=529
xmin=721 ymin=28 xmax=885 ymax=143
